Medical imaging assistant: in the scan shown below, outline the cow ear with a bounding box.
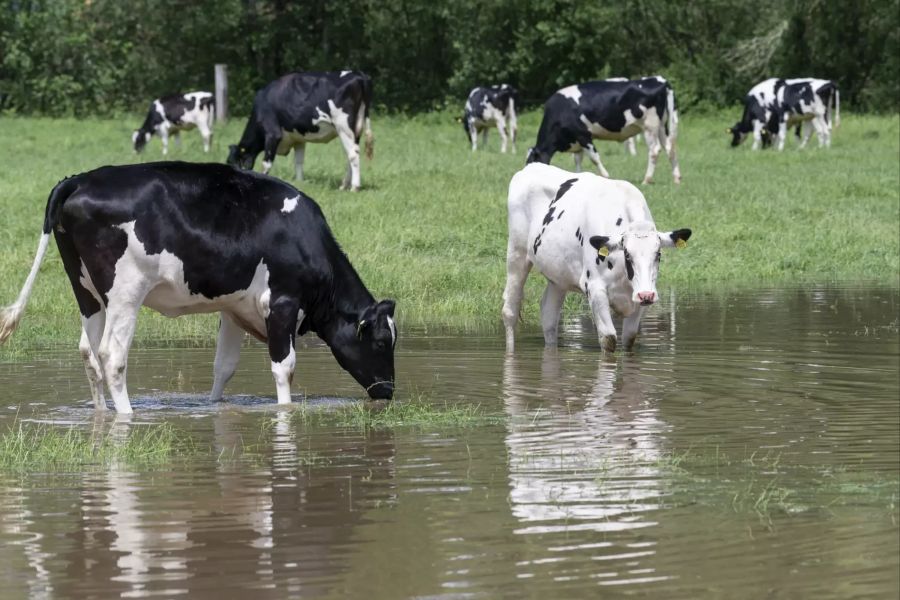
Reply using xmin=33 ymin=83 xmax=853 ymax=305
xmin=589 ymin=235 xmax=619 ymax=255
xmin=376 ymin=299 xmax=396 ymax=317
xmin=660 ymin=229 xmax=692 ymax=249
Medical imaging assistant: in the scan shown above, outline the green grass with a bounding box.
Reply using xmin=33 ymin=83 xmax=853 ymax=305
xmin=0 ymin=110 xmax=897 ymax=351
xmin=0 ymin=419 xmax=187 ymax=471
xmin=292 ymin=392 xmax=502 ymax=429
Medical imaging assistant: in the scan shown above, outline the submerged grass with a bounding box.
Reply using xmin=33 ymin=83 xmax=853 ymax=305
xmin=292 ymin=392 xmax=503 ymax=429
xmin=0 ymin=418 xmax=188 ymax=471
xmin=0 ymin=110 xmax=897 ymax=351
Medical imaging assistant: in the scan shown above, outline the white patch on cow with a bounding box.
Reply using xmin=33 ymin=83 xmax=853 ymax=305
xmin=579 ymin=112 xmax=642 ymax=142
xmin=558 ymin=85 xmax=582 ymax=104
xmin=387 ymin=316 xmax=397 ymax=347
xmin=281 ymin=195 xmax=299 ymax=214
xmin=79 ymin=260 xmax=105 ymax=308
xmin=271 ymin=342 xmax=296 ymax=405
xmin=340 ymin=70 xmax=352 ymax=77
xmin=112 ymin=221 xmax=273 ymax=339
xmin=261 ymin=159 xmax=273 ymax=173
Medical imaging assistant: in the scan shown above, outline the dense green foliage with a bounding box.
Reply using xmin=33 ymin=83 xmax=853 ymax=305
xmin=1 ymin=0 xmax=897 ymax=116
xmin=0 ymin=111 xmax=897 ymax=352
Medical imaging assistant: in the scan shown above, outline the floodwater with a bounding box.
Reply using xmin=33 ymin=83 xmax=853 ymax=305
xmin=0 ymin=285 xmax=897 ymax=599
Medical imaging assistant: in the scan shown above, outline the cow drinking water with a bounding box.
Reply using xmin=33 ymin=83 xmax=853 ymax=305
xmin=132 ymin=92 xmax=215 ymax=155
xmin=228 ymin=71 xmax=374 ymax=191
xmin=0 ymin=162 xmax=397 ymax=414
xmin=502 ymin=163 xmax=691 ymax=352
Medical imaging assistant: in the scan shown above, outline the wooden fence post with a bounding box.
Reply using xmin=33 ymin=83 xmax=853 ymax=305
xmin=215 ymin=64 xmax=228 ymax=123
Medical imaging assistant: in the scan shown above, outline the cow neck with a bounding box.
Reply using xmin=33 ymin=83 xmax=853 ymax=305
xmin=308 ymin=249 xmax=374 ymax=342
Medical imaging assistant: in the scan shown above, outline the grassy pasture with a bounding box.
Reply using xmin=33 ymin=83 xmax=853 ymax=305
xmin=0 ymin=110 xmax=897 ymax=351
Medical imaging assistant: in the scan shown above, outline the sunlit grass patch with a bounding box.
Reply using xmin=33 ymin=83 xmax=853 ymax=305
xmin=0 ymin=419 xmax=190 ymax=471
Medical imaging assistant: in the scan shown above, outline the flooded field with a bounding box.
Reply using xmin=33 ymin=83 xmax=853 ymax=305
xmin=0 ymin=285 xmax=897 ymax=599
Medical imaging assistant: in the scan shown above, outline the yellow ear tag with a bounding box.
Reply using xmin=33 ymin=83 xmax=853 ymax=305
xmin=598 ymin=247 xmax=609 ymax=258
xmin=675 ymin=239 xmax=687 ymax=249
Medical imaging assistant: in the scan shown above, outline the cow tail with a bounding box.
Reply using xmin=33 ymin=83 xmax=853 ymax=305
xmin=666 ymin=85 xmax=678 ymax=142
xmin=833 ymin=87 xmax=840 ymax=129
xmin=0 ymin=179 xmax=74 ymax=344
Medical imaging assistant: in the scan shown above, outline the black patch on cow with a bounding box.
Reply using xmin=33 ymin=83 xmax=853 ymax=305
xmin=585 ymin=270 xmax=590 ymax=279
xmin=554 ymin=178 xmax=578 ymax=202
xmin=556 ymin=210 xmax=564 ymax=220
xmin=624 ymin=251 xmax=635 ymax=280
xmin=616 ymin=217 xmax=622 ymax=226
xmin=542 ymin=206 xmax=556 ymax=226
xmin=607 ymin=259 xmax=614 ymax=270
xmin=670 ymin=228 xmax=692 ymax=243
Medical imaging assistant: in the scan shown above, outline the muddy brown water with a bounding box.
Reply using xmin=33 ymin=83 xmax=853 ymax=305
xmin=0 ymin=285 xmax=897 ymax=599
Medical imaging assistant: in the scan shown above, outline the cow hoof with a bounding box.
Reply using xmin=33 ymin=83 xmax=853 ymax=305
xmin=642 ymin=178 xmax=654 ymax=185
xmin=601 ymin=335 xmax=617 ymax=352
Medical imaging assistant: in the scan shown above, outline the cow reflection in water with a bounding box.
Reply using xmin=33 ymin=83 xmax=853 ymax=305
xmin=7 ymin=410 xmax=397 ymax=599
xmin=503 ymin=350 xmax=669 ymax=534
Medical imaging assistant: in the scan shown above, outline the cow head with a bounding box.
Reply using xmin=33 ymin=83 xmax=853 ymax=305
xmin=590 ymin=222 xmax=691 ymax=306
xmin=328 ymin=299 xmax=397 ymax=400
xmin=525 ymin=147 xmax=551 ymax=164
xmin=132 ymin=130 xmax=152 ymax=153
xmin=728 ymin=123 xmax=750 ymax=147
xmin=227 ymin=145 xmax=256 ymax=170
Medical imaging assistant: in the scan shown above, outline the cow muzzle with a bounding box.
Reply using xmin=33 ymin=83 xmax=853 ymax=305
xmin=636 ymin=291 xmax=656 ymax=305
xmin=367 ymin=381 xmax=394 ymax=400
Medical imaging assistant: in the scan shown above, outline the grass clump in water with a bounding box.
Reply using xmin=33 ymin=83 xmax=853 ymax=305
xmin=0 ymin=419 xmax=188 ymax=471
xmin=293 ymin=393 xmax=502 ymax=429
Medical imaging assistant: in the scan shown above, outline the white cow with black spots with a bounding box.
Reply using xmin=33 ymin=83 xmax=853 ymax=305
xmin=132 ymin=91 xmax=215 ymax=155
xmin=502 ymin=163 xmax=692 ymax=352
xmin=462 ymin=84 xmax=518 ymax=153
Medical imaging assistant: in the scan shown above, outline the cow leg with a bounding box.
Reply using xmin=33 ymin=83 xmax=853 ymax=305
xmin=262 ymin=135 xmax=281 ymax=174
xmin=813 ymin=116 xmax=830 ymax=148
xmin=173 ymin=131 xmax=182 ymax=149
xmin=80 ymin=311 xmax=107 ymax=410
xmin=776 ymin=120 xmax=787 ymax=151
xmin=642 ymin=129 xmax=662 ymax=184
xmin=210 ymin=313 xmax=243 ymax=401
xmin=266 ymin=298 xmax=300 ymax=404
xmin=293 ymin=143 xmax=306 ymax=181
xmin=587 ymin=286 xmax=617 ymax=352
xmin=336 ymin=125 xmax=361 ymax=191
xmin=658 ymin=128 xmax=681 ymax=184
xmin=159 ymin=126 xmax=170 ymax=156
xmin=622 ymin=306 xmax=646 ymax=351
xmin=508 ymin=115 xmax=517 ymax=154
xmin=496 ymin=119 xmax=509 ymax=153
xmin=481 ymin=128 xmax=489 ymax=148
xmin=798 ymin=121 xmax=813 ymax=149
xmin=573 ymin=150 xmax=584 ymax=172
xmin=624 ymin=137 xmax=637 ymax=156
xmin=198 ymin=122 xmax=212 ymax=153
xmin=539 ymin=282 xmax=567 ymax=347
xmin=98 ymin=292 xmax=147 ymax=415
xmin=751 ymin=122 xmax=763 ymax=151
xmin=501 ymin=236 xmax=532 ymax=351
xmin=469 ymin=122 xmax=478 ymax=151
xmin=584 ymin=142 xmax=610 ymax=178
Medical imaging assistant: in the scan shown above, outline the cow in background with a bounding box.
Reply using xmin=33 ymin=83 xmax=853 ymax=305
xmin=462 ymin=84 xmax=518 ymax=153
xmin=228 ymin=71 xmax=374 ymax=191
xmin=132 ymin=92 xmax=214 ymax=154
xmin=526 ymin=77 xmax=681 ymax=184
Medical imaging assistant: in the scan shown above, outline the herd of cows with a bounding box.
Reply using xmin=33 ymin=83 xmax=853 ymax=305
xmin=0 ymin=71 xmax=839 ymax=413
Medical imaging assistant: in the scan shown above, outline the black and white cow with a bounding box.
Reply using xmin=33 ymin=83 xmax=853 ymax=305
xmin=729 ymin=77 xmax=839 ymax=150
xmin=605 ymin=78 xmax=639 ymax=156
xmin=228 ymin=71 xmax=374 ymax=191
xmin=526 ymin=76 xmax=681 ymax=184
xmin=0 ymin=162 xmax=397 ymax=414
xmin=132 ymin=92 xmax=214 ymax=154
xmin=462 ymin=84 xmax=518 ymax=153
xmin=502 ymin=163 xmax=691 ymax=352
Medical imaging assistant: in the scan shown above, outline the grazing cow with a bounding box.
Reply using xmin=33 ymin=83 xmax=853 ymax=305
xmin=132 ymin=92 xmax=214 ymax=154
xmin=228 ymin=71 xmax=374 ymax=191
xmin=604 ymin=78 xmax=639 ymax=156
xmin=526 ymin=76 xmax=681 ymax=184
xmin=728 ymin=78 xmax=783 ymax=150
xmin=778 ymin=78 xmax=840 ymax=149
xmin=729 ymin=77 xmax=839 ymax=150
xmin=502 ymin=163 xmax=691 ymax=352
xmin=0 ymin=162 xmax=397 ymax=414
xmin=462 ymin=84 xmax=518 ymax=153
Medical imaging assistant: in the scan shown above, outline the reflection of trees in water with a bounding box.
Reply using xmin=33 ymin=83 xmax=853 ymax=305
xmin=2 ymin=410 xmax=397 ymax=599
